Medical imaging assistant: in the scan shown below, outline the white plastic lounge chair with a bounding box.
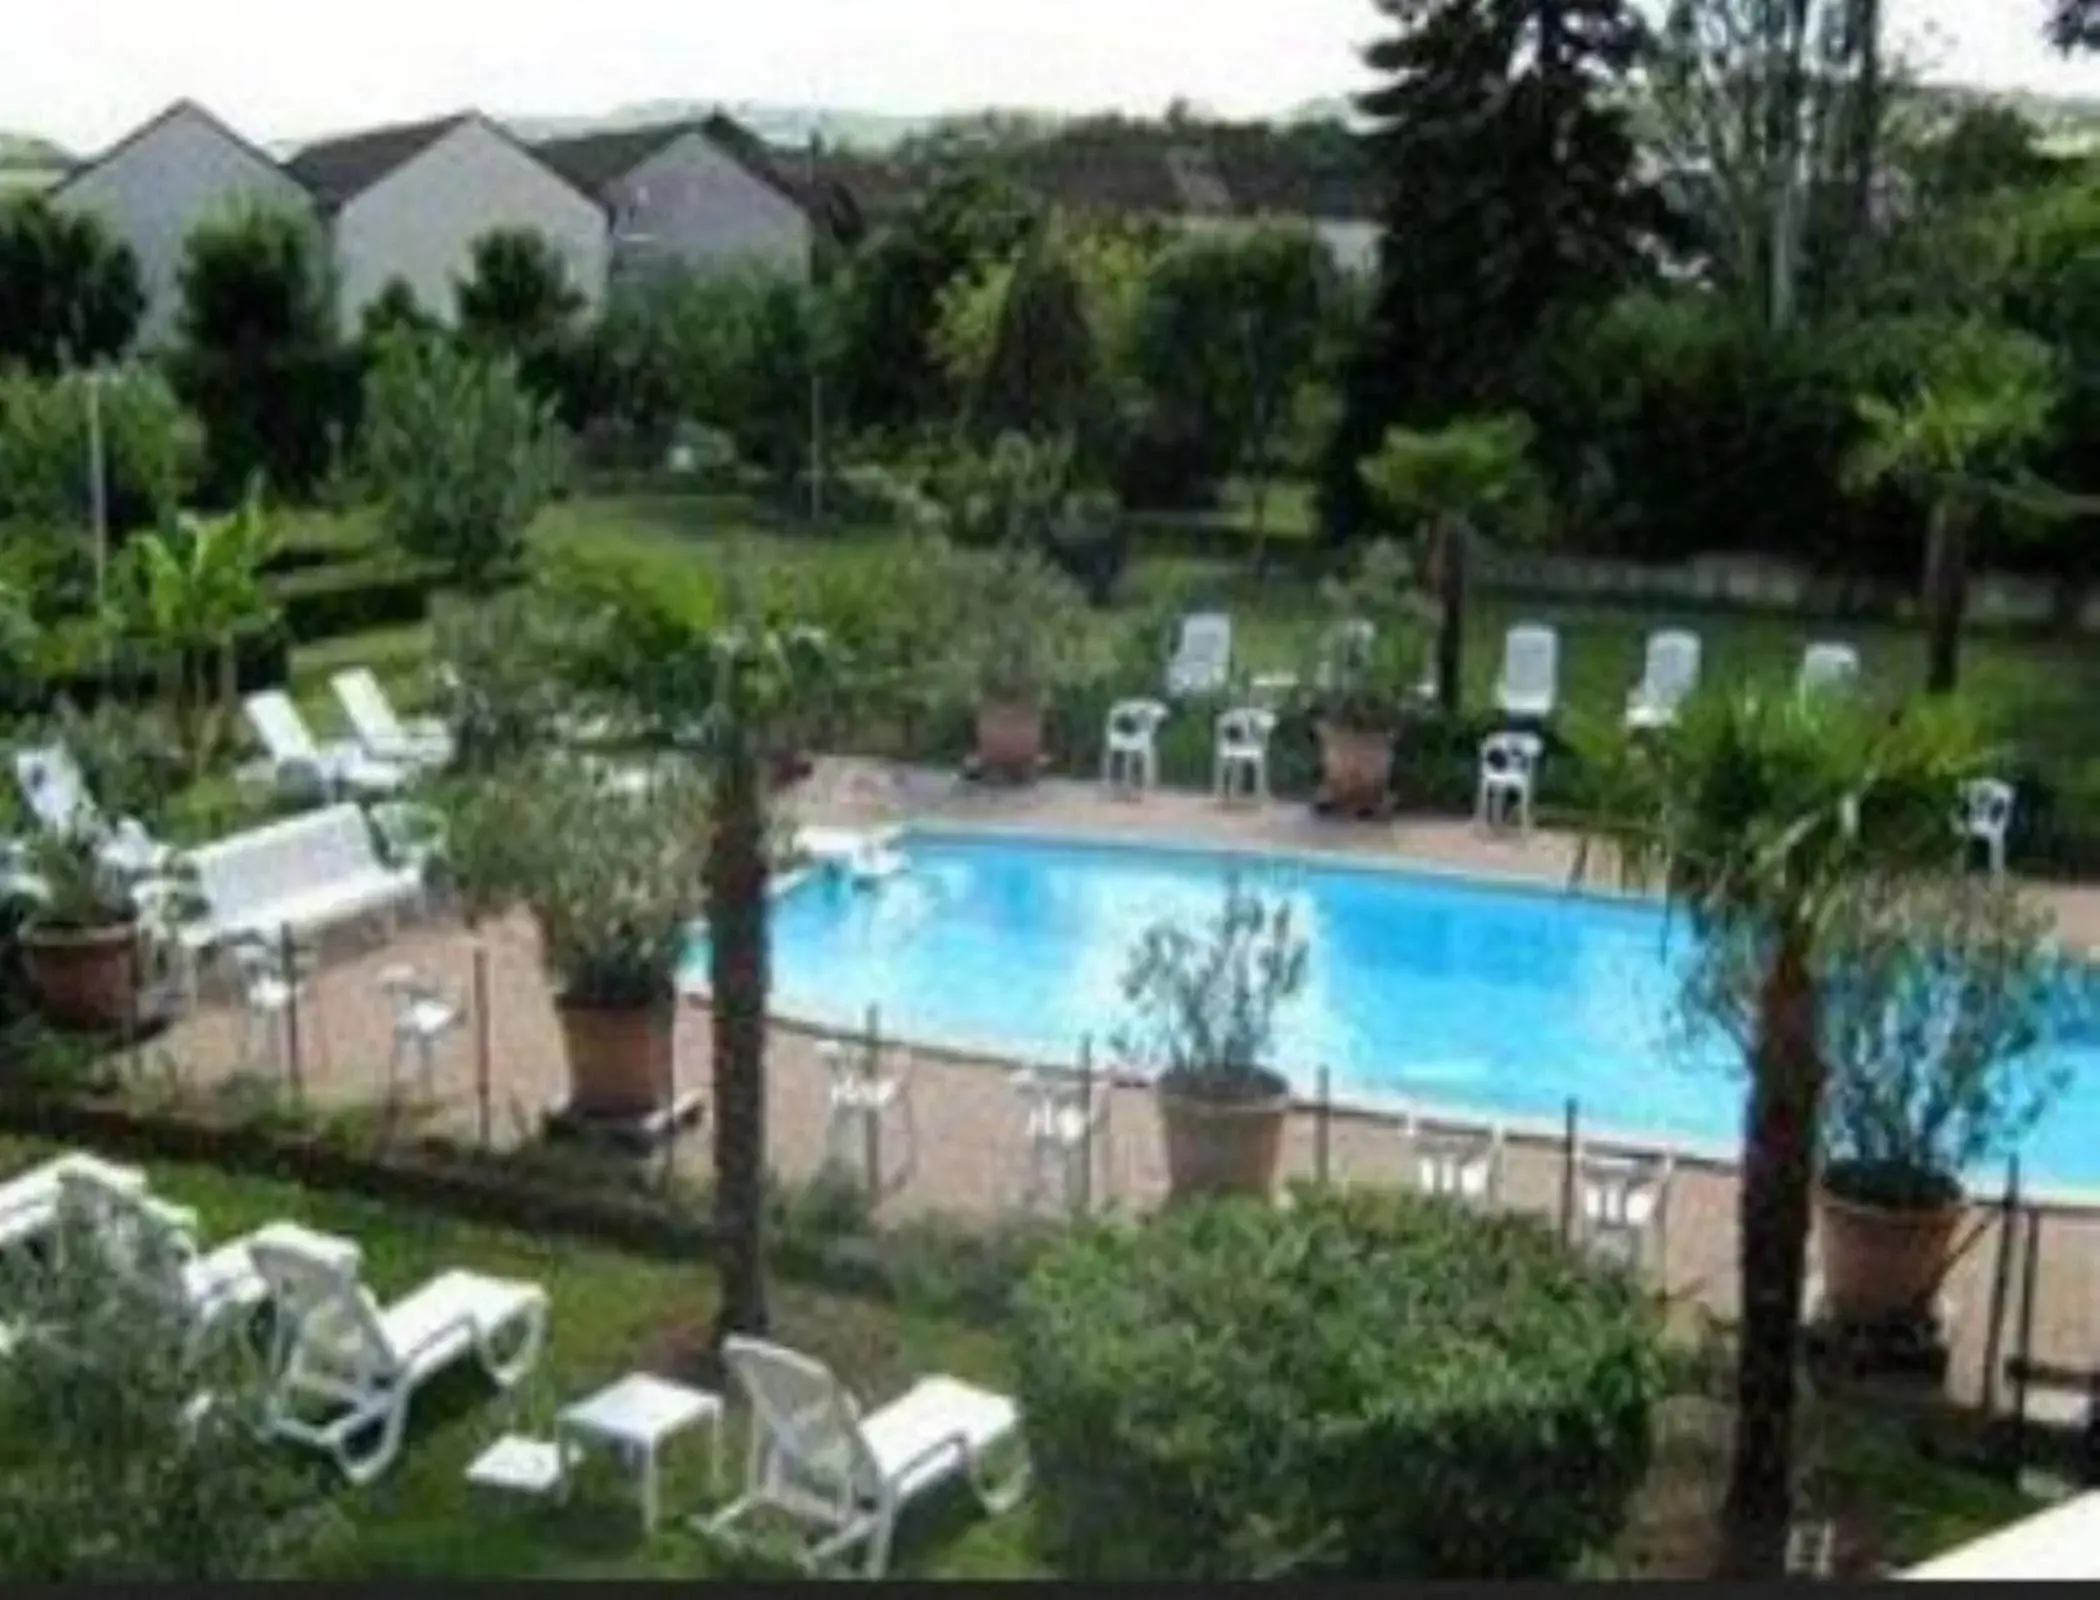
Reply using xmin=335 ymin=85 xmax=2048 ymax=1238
xmin=251 ymin=1227 xmax=548 ymax=1485
xmin=0 ymin=1151 xmax=147 ymax=1255
xmin=243 ymin=691 xmax=408 ymax=802
xmin=1957 ymin=777 xmax=2015 ymax=880
xmin=707 ymin=1335 xmax=1028 ymax=1577
xmin=54 ymin=1165 xmax=270 ymax=1353
xmin=330 ymin=668 xmax=454 ymax=772
xmin=1494 ymin=624 xmax=1561 ymax=720
xmin=1798 ymin=642 xmax=1861 ymax=697
xmin=1624 ymin=630 xmax=1701 ymax=730
xmin=12 ymin=743 xmax=174 ymax=878
xmin=1165 ymin=612 xmax=1233 ymax=699
xmin=1101 ymin=699 xmax=1168 ymax=794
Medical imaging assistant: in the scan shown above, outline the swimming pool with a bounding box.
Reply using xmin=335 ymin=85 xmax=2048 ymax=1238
xmin=689 ymin=829 xmax=2100 ymax=1189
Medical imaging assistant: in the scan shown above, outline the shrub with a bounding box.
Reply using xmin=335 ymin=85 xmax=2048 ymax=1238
xmin=1013 ymin=1186 xmax=1665 ymax=1578
xmin=0 ymin=366 xmax=204 ymax=541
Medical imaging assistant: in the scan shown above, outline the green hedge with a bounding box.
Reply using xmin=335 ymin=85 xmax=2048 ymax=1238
xmin=271 ymin=558 xmax=437 ymax=644
xmin=1013 ymin=1187 xmax=1666 ymax=1579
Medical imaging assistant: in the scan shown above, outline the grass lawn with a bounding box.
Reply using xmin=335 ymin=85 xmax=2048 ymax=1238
xmin=0 ymin=1137 xmax=1037 ymax=1580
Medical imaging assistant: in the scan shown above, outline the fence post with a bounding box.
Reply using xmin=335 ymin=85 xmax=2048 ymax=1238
xmin=1559 ymin=1098 xmax=1580 ymax=1244
xmin=280 ymin=922 xmax=303 ymax=1111
xmin=1315 ymin=1066 xmax=1332 ymax=1188
xmin=862 ymin=1002 xmax=882 ymax=1197
xmin=472 ymin=938 xmax=493 ymax=1151
xmin=1077 ymin=1035 xmax=1095 ymax=1217
xmin=2007 ymin=1205 xmax=2043 ymax=1476
xmin=1980 ymin=1155 xmax=2021 ymax=1426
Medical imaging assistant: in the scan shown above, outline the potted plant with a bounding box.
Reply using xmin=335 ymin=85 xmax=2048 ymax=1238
xmin=1302 ymin=539 xmax=1427 ymax=813
xmin=941 ymin=538 xmax=1091 ymax=783
xmin=435 ymin=755 xmax=712 ymax=1122
xmin=16 ymin=824 xmax=149 ymax=1033
xmin=1114 ymin=877 xmax=1309 ymax=1201
xmin=1814 ymin=873 xmax=2067 ymax=1325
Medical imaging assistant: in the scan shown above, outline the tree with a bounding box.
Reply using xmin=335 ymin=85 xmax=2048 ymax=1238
xmin=967 ymin=229 xmax=1102 ymax=451
xmin=1904 ymin=105 xmax=2067 ymax=206
xmin=361 ymin=331 xmax=566 ymax=591
xmin=0 ymin=194 xmax=143 ymax=373
xmin=1323 ymin=0 xmax=1672 ymax=540
xmin=357 ymin=276 xmax=440 ymax=347
xmin=112 ymin=489 xmax=280 ymax=770
xmin=0 ymin=365 xmax=204 ymax=539
xmin=1577 ymin=690 xmax=1986 ymax=1575
xmin=455 ymin=227 xmax=586 ymax=414
xmin=1842 ymin=319 xmax=2061 ymax=692
xmin=1359 ymin=415 xmax=1546 ymax=713
xmin=170 ymin=204 xmax=348 ymax=501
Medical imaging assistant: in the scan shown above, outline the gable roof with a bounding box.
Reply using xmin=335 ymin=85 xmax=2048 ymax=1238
xmin=47 ymin=97 xmax=304 ymax=204
xmin=536 ymin=112 xmax=817 ymax=216
xmin=284 ymin=112 xmax=474 ymax=210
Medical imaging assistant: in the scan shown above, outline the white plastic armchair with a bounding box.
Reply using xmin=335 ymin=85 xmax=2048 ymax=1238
xmin=330 ymin=668 xmax=455 ymax=773
xmin=1956 ymin=777 xmax=2015 ymax=880
xmin=251 ymin=1227 xmax=548 ymax=1485
xmin=1101 ymin=699 xmax=1169 ymax=794
xmin=1494 ymin=624 xmax=1560 ymax=720
xmin=706 ymin=1335 xmax=1029 ymax=1577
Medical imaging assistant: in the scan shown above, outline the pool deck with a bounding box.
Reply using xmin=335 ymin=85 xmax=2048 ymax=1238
xmin=109 ymin=756 xmax=2100 ymax=1416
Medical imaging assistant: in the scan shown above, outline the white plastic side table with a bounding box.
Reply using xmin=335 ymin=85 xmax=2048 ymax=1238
xmin=557 ymin=1372 xmax=723 ymax=1532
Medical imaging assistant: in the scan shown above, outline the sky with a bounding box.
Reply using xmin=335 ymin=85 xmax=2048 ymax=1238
xmin=9 ymin=0 xmax=2100 ymax=155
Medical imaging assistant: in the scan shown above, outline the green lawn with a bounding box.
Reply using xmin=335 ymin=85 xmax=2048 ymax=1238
xmin=0 ymin=1137 xmax=1038 ymax=1579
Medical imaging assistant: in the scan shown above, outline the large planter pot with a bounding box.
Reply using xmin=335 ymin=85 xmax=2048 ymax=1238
xmin=1317 ymin=721 xmax=1396 ymax=812
xmin=1816 ymin=1183 xmax=1964 ymax=1325
xmin=975 ymin=699 xmax=1045 ymax=784
xmin=22 ymin=919 xmax=141 ymax=1034
xmin=1157 ymin=1069 xmax=1292 ymax=1202
xmin=556 ymin=1000 xmax=675 ymax=1122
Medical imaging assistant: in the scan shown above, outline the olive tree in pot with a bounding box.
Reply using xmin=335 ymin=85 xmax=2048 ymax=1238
xmin=939 ymin=537 xmax=1091 ymax=783
xmin=1114 ymin=877 xmax=1309 ymax=1201
xmin=16 ymin=825 xmax=150 ymax=1033
xmin=1813 ymin=873 xmax=2067 ymax=1325
xmin=1302 ymin=539 xmax=1428 ymax=812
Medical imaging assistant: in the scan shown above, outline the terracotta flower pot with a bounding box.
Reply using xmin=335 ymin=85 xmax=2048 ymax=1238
xmin=1816 ymin=1184 xmax=1964 ymax=1325
xmin=976 ymin=699 xmax=1044 ymax=784
xmin=556 ymin=1000 xmax=675 ymax=1122
xmin=1318 ymin=721 xmax=1396 ymax=812
xmin=1157 ymin=1070 xmax=1292 ymax=1202
xmin=22 ymin=919 xmax=141 ymax=1034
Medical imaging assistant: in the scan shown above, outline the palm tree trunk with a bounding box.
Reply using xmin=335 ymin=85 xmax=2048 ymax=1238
xmin=1434 ymin=517 xmax=1468 ymax=716
xmin=708 ymin=728 xmax=771 ymax=1346
xmin=1723 ymin=930 xmax=1824 ymax=1576
xmin=1923 ymin=504 xmax=1967 ymax=695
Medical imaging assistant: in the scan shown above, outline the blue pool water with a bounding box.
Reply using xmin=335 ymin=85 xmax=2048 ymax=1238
xmin=692 ymin=831 xmax=2100 ymax=1189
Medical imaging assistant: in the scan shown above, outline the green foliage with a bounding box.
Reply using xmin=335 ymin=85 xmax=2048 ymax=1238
xmin=356 ymin=276 xmax=440 ymax=347
xmin=0 ymin=193 xmax=143 ymax=373
xmin=454 ymin=227 xmax=587 ymax=415
xmin=1903 ymin=105 xmax=2069 ymax=206
xmin=361 ymin=331 xmax=566 ymax=591
xmin=430 ymin=589 xmax=581 ymax=773
xmin=0 ymin=1218 xmax=325 ymax=1578
xmin=1304 ymin=539 xmax=1429 ymax=730
xmin=923 ymin=528 xmax=1093 ymax=705
xmin=1359 ymin=412 xmax=1548 ymax=542
xmin=964 ymin=231 xmax=1102 ymax=449
xmin=271 ymin=555 xmax=436 ymax=643
xmin=1112 ymin=877 xmax=1308 ymax=1099
xmin=0 ymin=365 xmax=204 ymax=539
xmin=1013 ymin=1187 xmax=1666 ymax=1578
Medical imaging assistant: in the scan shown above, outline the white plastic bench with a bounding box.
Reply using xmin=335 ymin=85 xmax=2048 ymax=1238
xmin=169 ymin=804 xmax=423 ymax=1000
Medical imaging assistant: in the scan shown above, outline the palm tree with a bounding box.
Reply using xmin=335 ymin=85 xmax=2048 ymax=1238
xmin=1843 ymin=321 xmax=2059 ymax=694
xmin=115 ymin=491 xmax=278 ymax=769
xmin=1578 ymin=688 xmax=1987 ymax=1576
xmin=1358 ymin=414 xmax=1545 ymax=714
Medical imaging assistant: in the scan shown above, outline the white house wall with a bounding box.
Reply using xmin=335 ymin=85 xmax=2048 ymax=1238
xmin=55 ymin=107 xmax=317 ymax=349
xmin=331 ymin=118 xmax=609 ymax=333
xmin=607 ymin=130 xmax=811 ymax=285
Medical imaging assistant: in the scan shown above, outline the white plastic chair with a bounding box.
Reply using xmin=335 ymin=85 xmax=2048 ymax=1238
xmin=1165 ymin=612 xmax=1233 ymax=699
xmin=1798 ymin=642 xmax=1861 ymax=697
xmin=1213 ymin=707 xmax=1276 ymax=806
xmin=1956 ymin=778 xmax=2015 ymax=880
xmin=251 ymin=1226 xmax=548 ymax=1486
xmin=1401 ymin=1116 xmax=1504 ymax=1209
xmin=12 ymin=743 xmax=173 ymax=878
xmin=1101 ymin=699 xmax=1168 ymax=795
xmin=243 ymin=690 xmax=408 ymax=802
xmin=1624 ymin=630 xmax=1702 ymax=730
xmin=227 ymin=933 xmax=329 ymax=1081
xmin=378 ymin=964 xmax=464 ymax=1101
xmin=1476 ymin=731 xmax=1544 ymax=833
xmin=330 ymin=668 xmax=455 ymax=773
xmin=820 ymin=1039 xmax=918 ymax=1196
xmin=1578 ymin=1151 xmax=1674 ymax=1273
xmin=1011 ymin=1066 xmax=1108 ymax=1215
xmin=707 ymin=1335 xmax=1029 ymax=1577
xmin=1494 ymin=624 xmax=1560 ymax=720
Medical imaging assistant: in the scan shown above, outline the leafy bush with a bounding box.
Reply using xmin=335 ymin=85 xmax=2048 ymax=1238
xmin=0 ymin=366 xmax=204 ymax=542
xmin=1013 ymin=1187 xmax=1665 ymax=1578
